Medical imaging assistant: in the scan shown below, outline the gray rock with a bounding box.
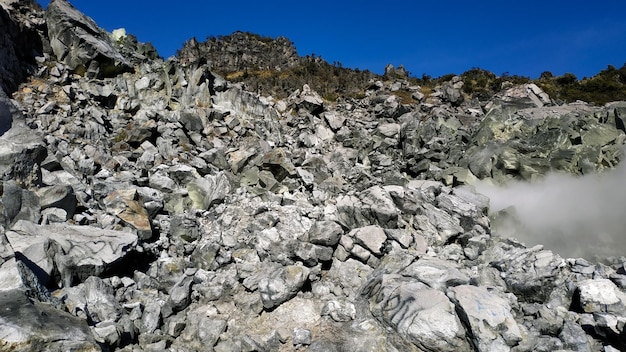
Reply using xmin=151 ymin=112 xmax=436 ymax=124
xmin=0 ymin=122 xmax=46 ymax=187
xmin=0 ymin=89 xmax=15 ymax=136
xmin=187 ymin=172 xmax=230 ymax=210
xmin=402 ymin=257 xmax=470 ymax=290
xmin=197 ymin=317 xmax=227 ymax=347
xmin=293 ymin=327 xmax=312 ymax=346
xmin=307 ymin=220 xmax=343 ymax=246
xmin=336 ymin=186 xmax=399 ymax=229
xmin=581 ymin=124 xmax=621 ymax=147
xmin=0 ymin=231 xmax=35 ymax=293
xmin=323 ymin=111 xmax=346 ymax=131
xmin=288 ymin=84 xmax=323 ymax=115
xmin=363 ymin=274 xmax=471 ymax=351
xmin=559 ymin=321 xmax=593 ymax=352
xmin=2 ymin=181 xmax=40 ymax=226
xmin=448 ymin=285 xmax=523 ymax=351
xmin=168 ymin=276 xmax=193 ymax=312
xmin=259 ymin=265 xmax=310 ymax=309
xmin=45 ymin=0 xmax=132 ymax=77
xmin=576 ymin=279 xmax=626 ymax=315
xmin=321 ymin=300 xmax=356 ymax=322
xmin=497 ymin=83 xmax=551 ymax=109
xmin=6 ymin=220 xmax=137 ymax=287
xmin=349 ymin=225 xmax=387 ymax=256
xmin=92 ymin=320 xmax=121 ymax=347
xmin=37 ymin=184 xmax=77 ymax=219
xmin=61 ymin=276 xmax=121 ymax=324
xmin=140 ymin=301 xmax=162 ymax=334
xmin=0 ymin=290 xmax=100 ymax=351
xmin=0 ymin=2 xmax=43 ymax=95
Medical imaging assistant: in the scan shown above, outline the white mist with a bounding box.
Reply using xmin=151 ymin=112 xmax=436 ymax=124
xmin=474 ymin=164 xmax=626 ymax=261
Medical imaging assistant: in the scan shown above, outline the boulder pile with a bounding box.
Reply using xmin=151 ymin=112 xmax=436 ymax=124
xmin=1 ymin=1 xmax=626 ymax=351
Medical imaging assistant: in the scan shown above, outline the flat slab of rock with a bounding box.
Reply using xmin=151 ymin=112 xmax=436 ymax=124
xmin=103 ymin=189 xmax=153 ymax=240
xmin=6 ymin=220 xmax=137 ymax=286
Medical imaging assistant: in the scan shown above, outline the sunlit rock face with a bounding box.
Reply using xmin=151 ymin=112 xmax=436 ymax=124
xmin=0 ymin=1 xmax=626 ymax=351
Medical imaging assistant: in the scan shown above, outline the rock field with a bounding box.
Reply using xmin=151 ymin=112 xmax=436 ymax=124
xmin=1 ymin=1 xmax=626 ymax=351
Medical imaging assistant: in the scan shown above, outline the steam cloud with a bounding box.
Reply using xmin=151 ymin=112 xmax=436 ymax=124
xmin=474 ymin=164 xmax=626 ymax=261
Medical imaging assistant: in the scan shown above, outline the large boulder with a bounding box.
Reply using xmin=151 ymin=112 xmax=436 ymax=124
xmin=449 ymin=285 xmax=523 ymax=351
xmin=5 ymin=220 xmax=138 ymax=287
xmin=363 ymin=274 xmax=471 ymax=351
xmin=0 ymin=290 xmax=100 ymax=351
xmin=45 ymin=0 xmax=132 ymax=77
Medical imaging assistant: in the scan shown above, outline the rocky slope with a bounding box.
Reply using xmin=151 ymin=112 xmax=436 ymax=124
xmin=178 ymin=32 xmax=378 ymax=101
xmin=1 ymin=0 xmax=626 ymax=351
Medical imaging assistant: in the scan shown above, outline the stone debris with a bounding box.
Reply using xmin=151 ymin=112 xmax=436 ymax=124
xmin=0 ymin=1 xmax=625 ymax=351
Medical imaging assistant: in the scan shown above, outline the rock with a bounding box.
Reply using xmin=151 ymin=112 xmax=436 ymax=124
xmin=259 ymin=265 xmax=310 ymax=309
xmin=6 ymin=220 xmax=137 ymax=287
xmin=576 ymin=279 xmax=626 ymax=315
xmin=0 ymin=90 xmax=16 ymax=136
xmin=36 ymin=184 xmax=77 ymax=220
xmin=3 ymin=3 xmax=626 ymax=350
xmin=103 ymin=189 xmax=153 ymax=240
xmin=448 ymin=285 xmax=523 ymax=351
xmin=61 ymin=276 xmax=122 ymax=324
xmin=0 ymin=122 xmax=46 ymax=187
xmin=321 ymin=300 xmax=356 ymax=322
xmin=0 ymin=290 xmax=100 ymax=351
xmin=581 ymin=124 xmax=621 ymax=146
xmin=45 ymin=0 xmax=132 ymax=77
xmin=2 ymin=181 xmax=40 ymax=226
xmin=288 ymin=84 xmax=323 ymax=115
xmin=363 ymin=274 xmax=471 ymax=351
xmin=168 ymin=277 xmax=193 ymax=312
xmin=307 ymin=220 xmax=343 ymax=246
xmin=92 ymin=320 xmax=121 ymax=347
xmin=187 ymin=172 xmax=230 ymax=210
xmin=559 ymin=321 xmax=593 ymax=352
xmin=140 ymin=301 xmax=162 ymax=335
xmin=337 ymin=186 xmax=399 ymax=229
xmin=293 ymin=327 xmax=312 ymax=346
xmin=349 ymin=225 xmax=387 ymax=256
xmin=403 ymin=257 xmax=470 ymax=290
xmin=441 ymin=79 xmax=464 ymax=106
xmin=261 ymin=148 xmax=296 ymax=181
xmin=0 ymin=1 xmax=43 ymax=95
xmin=323 ymin=111 xmax=346 ymax=131
xmin=0 ymin=231 xmax=27 ymax=292
xmin=497 ymin=83 xmax=551 ymax=109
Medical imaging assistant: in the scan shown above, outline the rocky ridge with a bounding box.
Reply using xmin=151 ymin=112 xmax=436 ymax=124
xmin=1 ymin=1 xmax=626 ymax=351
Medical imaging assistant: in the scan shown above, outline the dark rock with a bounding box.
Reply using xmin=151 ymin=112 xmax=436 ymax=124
xmin=0 ymin=290 xmax=100 ymax=351
xmin=45 ymin=0 xmax=132 ymax=77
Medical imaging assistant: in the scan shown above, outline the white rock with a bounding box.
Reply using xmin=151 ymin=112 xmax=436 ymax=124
xmin=577 ymin=279 xmax=626 ymax=315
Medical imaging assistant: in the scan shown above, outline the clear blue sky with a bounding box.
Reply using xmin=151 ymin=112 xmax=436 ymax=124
xmin=37 ymin=0 xmax=626 ymax=79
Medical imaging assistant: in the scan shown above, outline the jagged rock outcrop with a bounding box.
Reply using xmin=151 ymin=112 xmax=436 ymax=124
xmin=0 ymin=0 xmax=45 ymax=94
xmin=0 ymin=1 xmax=626 ymax=351
xmin=45 ymin=0 xmax=132 ymax=78
xmin=178 ymin=31 xmax=299 ymax=70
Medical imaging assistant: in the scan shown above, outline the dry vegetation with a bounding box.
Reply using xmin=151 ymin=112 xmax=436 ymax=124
xmin=178 ymin=32 xmax=626 ymax=105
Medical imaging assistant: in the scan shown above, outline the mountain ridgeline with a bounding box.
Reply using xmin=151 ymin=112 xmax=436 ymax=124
xmin=178 ymin=31 xmax=626 ymax=105
xmin=3 ymin=1 xmax=626 ymax=351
